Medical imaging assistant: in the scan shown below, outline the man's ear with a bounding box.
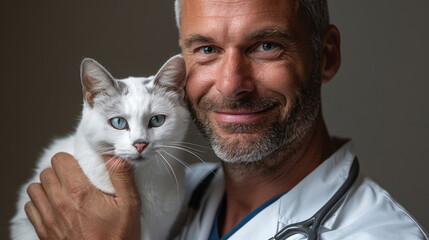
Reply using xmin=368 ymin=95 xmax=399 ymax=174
xmin=320 ymin=25 xmax=341 ymax=83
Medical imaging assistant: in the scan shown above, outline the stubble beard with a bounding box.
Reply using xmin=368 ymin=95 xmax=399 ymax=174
xmin=187 ymin=66 xmax=321 ymax=174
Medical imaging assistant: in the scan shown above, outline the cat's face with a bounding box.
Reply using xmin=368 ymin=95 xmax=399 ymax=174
xmin=79 ymin=55 xmax=190 ymax=167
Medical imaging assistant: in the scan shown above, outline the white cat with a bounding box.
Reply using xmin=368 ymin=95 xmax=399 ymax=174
xmin=10 ymin=54 xmax=191 ymax=240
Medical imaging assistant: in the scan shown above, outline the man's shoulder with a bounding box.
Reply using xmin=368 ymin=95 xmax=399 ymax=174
xmin=329 ymin=175 xmax=428 ymax=239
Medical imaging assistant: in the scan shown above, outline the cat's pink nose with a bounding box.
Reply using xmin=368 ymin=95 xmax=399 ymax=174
xmin=134 ymin=142 xmax=147 ymax=153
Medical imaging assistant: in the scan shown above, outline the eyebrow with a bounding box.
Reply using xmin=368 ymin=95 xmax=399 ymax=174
xmin=183 ymin=28 xmax=296 ymax=49
xmin=246 ymin=28 xmax=295 ymax=43
xmin=184 ymin=34 xmax=215 ymax=49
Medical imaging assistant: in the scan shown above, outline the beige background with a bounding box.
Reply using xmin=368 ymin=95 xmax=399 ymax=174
xmin=1 ymin=1 xmax=428 ymax=238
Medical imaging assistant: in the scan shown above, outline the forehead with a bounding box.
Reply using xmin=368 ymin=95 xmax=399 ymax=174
xmin=180 ymin=0 xmax=303 ymax=39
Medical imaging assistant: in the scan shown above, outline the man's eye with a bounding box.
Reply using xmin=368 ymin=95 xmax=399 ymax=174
xmin=199 ymin=46 xmax=216 ymax=54
xmin=256 ymin=42 xmax=278 ymax=51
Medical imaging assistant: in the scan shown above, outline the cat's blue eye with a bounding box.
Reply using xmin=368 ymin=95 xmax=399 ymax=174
xmin=149 ymin=115 xmax=166 ymax=128
xmin=110 ymin=117 xmax=128 ymax=130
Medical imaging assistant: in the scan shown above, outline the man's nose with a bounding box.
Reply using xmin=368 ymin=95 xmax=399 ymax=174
xmin=215 ymin=50 xmax=255 ymax=99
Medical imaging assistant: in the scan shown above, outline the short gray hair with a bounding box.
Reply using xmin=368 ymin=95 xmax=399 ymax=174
xmin=174 ymin=0 xmax=329 ymax=54
xmin=299 ymin=0 xmax=330 ymax=55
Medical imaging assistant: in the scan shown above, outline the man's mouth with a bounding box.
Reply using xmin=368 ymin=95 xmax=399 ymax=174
xmin=212 ymin=108 xmax=273 ymax=124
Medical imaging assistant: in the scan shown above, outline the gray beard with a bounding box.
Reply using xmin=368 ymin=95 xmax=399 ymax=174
xmin=188 ymin=65 xmax=321 ymax=165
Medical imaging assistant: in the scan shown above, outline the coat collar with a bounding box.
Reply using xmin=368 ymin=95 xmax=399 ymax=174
xmin=276 ymin=140 xmax=356 ymax=229
xmin=185 ymin=140 xmax=357 ymax=240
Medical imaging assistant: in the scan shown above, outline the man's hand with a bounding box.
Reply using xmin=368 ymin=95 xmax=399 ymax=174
xmin=25 ymin=152 xmax=141 ymax=239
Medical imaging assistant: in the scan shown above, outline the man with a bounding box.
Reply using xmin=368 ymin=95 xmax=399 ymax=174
xmin=25 ymin=0 xmax=428 ymax=239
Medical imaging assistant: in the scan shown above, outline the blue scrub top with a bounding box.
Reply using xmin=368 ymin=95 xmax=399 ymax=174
xmin=209 ymin=193 xmax=285 ymax=240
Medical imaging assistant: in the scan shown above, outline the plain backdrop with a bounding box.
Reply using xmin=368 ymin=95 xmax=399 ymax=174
xmin=0 ymin=1 xmax=428 ymax=238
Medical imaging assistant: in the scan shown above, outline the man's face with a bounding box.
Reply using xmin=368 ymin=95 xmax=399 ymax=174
xmin=180 ymin=0 xmax=321 ymax=163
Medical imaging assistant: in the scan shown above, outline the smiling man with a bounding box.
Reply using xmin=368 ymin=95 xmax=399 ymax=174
xmin=24 ymin=0 xmax=428 ymax=239
xmin=179 ymin=0 xmax=339 ymax=237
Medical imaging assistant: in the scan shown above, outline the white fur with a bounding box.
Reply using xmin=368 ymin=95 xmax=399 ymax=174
xmin=10 ymin=55 xmax=190 ymax=240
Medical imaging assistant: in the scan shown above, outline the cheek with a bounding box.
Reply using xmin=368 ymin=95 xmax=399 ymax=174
xmin=110 ymin=131 xmax=131 ymax=146
xmin=185 ymin=59 xmax=217 ymax=105
xmin=255 ymin=61 xmax=303 ymax=98
xmin=254 ymin=61 xmax=309 ymax=120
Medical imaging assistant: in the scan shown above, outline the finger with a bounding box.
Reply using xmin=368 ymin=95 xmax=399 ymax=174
xmin=39 ymin=168 xmax=62 ymax=202
xmin=51 ymin=152 xmax=89 ymax=190
xmin=27 ymin=183 xmax=54 ymax=239
xmin=27 ymin=183 xmax=51 ymax=220
xmin=25 ymin=201 xmax=48 ymax=239
xmin=103 ymin=156 xmax=140 ymax=199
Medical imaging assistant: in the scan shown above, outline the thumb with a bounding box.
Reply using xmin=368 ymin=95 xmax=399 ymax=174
xmin=104 ymin=156 xmax=139 ymax=199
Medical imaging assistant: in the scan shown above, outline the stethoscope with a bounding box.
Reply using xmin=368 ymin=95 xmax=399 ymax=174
xmin=269 ymin=157 xmax=359 ymax=240
xmin=180 ymin=157 xmax=359 ymax=240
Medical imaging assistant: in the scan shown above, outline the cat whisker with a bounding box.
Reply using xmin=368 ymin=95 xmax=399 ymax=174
xmin=97 ymin=147 xmax=114 ymax=150
xmin=156 ymin=151 xmax=181 ymax=201
xmin=169 ymin=141 xmax=212 ymax=150
xmin=159 ymin=149 xmax=191 ymax=170
xmin=155 ymin=155 xmax=178 ymax=192
xmin=157 ymin=144 xmax=208 ymax=165
xmin=105 ymin=155 xmax=122 ymax=176
xmin=104 ymin=155 xmax=118 ymax=166
xmin=167 ymin=143 xmax=206 ymax=154
xmin=108 ymin=156 xmax=126 ymax=176
xmin=169 ymin=144 xmax=207 ymax=159
xmin=98 ymin=151 xmax=116 ymax=156
xmin=68 ymin=159 xmax=83 ymax=168
xmin=65 ymin=155 xmax=103 ymax=189
xmin=155 ymin=155 xmax=168 ymax=176
xmin=114 ymin=157 xmax=127 ymax=174
xmin=160 ymin=146 xmax=219 ymax=180
xmin=84 ymin=176 xmax=98 ymax=190
xmin=96 ymin=146 xmax=116 ymax=154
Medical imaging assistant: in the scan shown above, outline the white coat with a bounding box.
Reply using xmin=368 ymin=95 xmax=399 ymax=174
xmin=177 ymin=141 xmax=428 ymax=239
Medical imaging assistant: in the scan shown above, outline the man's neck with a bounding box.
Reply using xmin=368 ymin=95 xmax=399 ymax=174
xmin=219 ymin=116 xmax=335 ymax=236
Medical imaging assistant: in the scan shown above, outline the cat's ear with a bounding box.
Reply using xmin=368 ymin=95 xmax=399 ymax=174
xmin=153 ymin=54 xmax=186 ymax=96
xmin=80 ymin=58 xmax=117 ymax=107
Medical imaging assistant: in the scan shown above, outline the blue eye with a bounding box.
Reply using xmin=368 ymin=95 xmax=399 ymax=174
xmin=110 ymin=117 xmax=128 ymax=130
xmin=199 ymin=46 xmax=216 ymax=54
xmin=149 ymin=115 xmax=166 ymax=128
xmin=258 ymin=42 xmax=277 ymax=51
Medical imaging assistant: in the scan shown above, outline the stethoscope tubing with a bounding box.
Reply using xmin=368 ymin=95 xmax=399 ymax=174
xmin=180 ymin=158 xmax=359 ymax=240
xmin=269 ymin=158 xmax=359 ymax=240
